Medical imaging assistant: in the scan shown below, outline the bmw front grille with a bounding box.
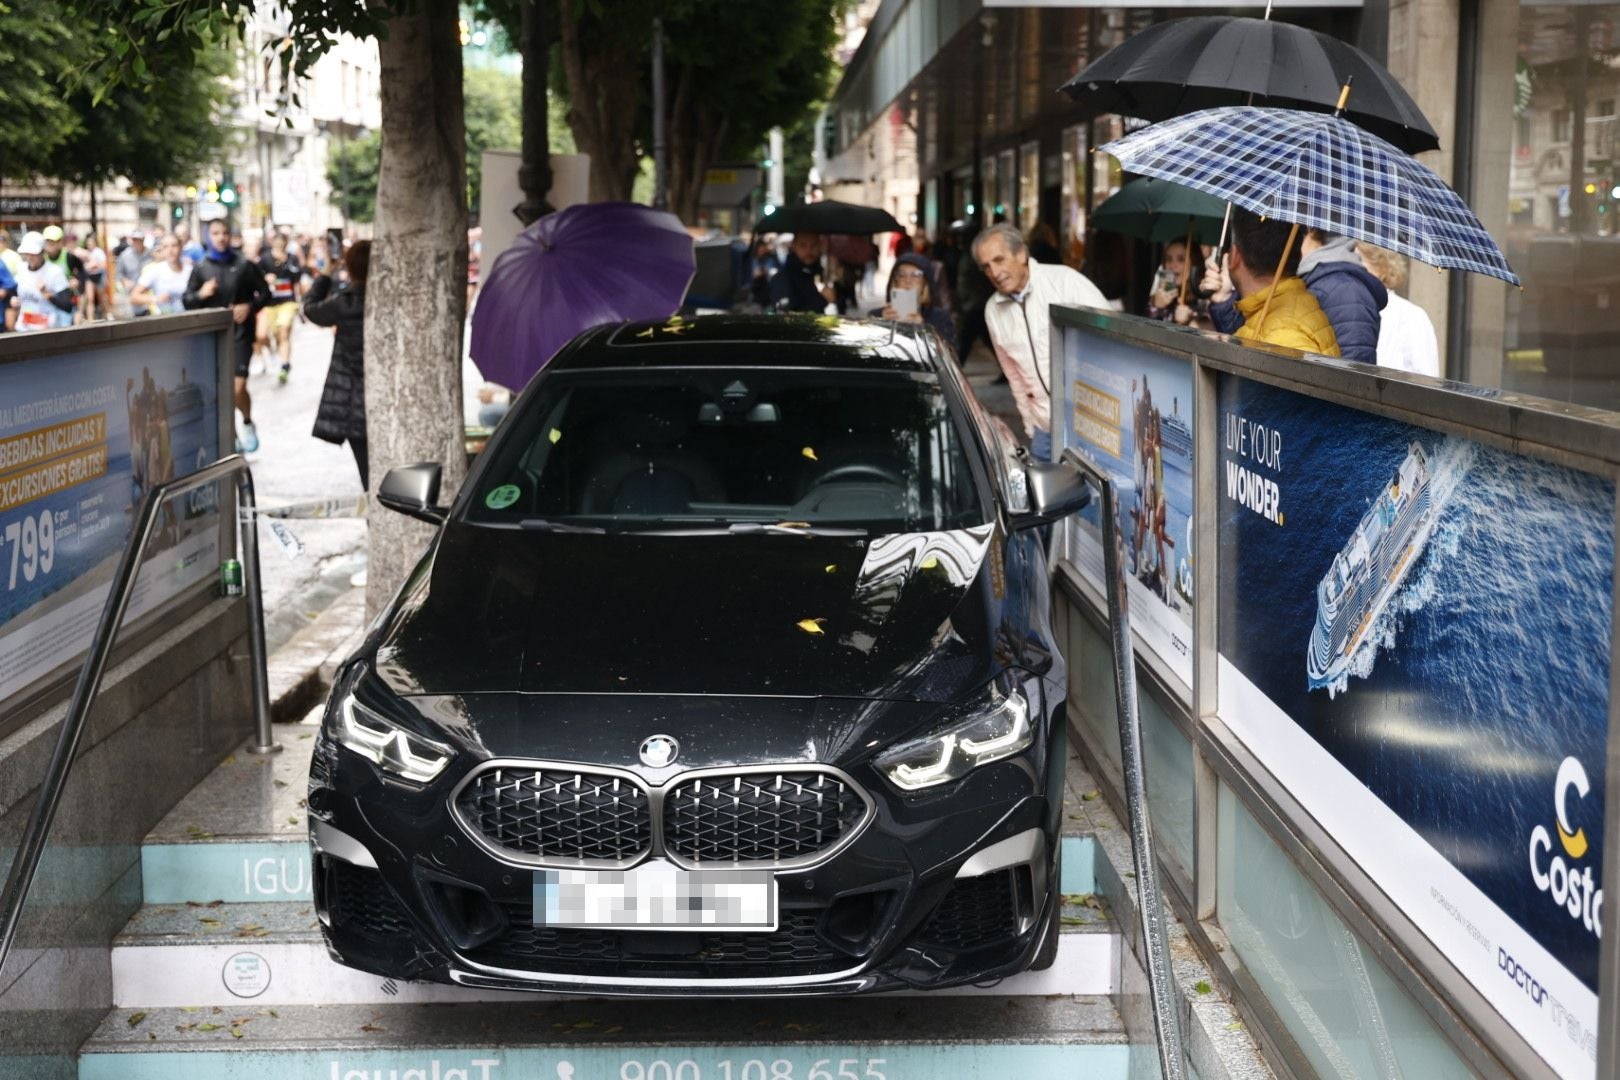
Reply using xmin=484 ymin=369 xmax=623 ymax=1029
xmin=452 ymin=762 xmax=872 ymax=870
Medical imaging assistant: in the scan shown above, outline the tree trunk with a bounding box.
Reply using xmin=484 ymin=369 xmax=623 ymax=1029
xmin=514 ymin=0 xmax=553 ymax=225
xmin=558 ymin=0 xmax=642 ymax=202
xmin=667 ymin=74 xmax=726 ymax=226
xmin=364 ymin=2 xmax=468 ymax=620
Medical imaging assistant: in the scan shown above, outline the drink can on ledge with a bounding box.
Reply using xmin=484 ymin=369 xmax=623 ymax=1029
xmin=220 ymin=559 xmax=243 ymax=597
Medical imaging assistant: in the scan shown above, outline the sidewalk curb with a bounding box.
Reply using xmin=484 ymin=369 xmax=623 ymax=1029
xmin=267 ymin=587 xmax=366 ymax=722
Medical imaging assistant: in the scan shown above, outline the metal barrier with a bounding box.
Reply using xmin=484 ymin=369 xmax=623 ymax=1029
xmin=1062 ymin=447 xmax=1187 ymax=1080
xmin=0 ymin=453 xmax=274 ymax=980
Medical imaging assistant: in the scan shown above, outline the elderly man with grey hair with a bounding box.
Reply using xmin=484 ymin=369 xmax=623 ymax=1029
xmin=972 ymin=223 xmax=1107 ymax=461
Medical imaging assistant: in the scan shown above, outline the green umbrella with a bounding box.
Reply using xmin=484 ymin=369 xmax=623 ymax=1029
xmin=1091 ymin=178 xmax=1227 ymax=244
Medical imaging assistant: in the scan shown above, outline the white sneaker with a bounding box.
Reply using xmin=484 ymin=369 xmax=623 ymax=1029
xmin=235 ymin=422 xmax=259 ymax=454
xmin=349 ymin=568 xmax=368 ymax=588
xmin=248 ymin=356 xmax=266 ymax=376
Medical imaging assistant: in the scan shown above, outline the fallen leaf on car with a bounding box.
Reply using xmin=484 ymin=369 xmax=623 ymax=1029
xmin=824 ymin=564 xmax=837 ymax=574
xmin=801 ymin=446 xmax=818 ymax=460
xmin=549 ymin=428 xmax=563 ymax=444
xmin=920 ymin=556 xmax=940 ymax=570
xmin=796 ymin=618 xmax=826 ymax=635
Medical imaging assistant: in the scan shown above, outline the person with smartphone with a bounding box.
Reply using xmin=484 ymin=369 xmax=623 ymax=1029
xmin=871 ymin=253 xmax=956 ymax=342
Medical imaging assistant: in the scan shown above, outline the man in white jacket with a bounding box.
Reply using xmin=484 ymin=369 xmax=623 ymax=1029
xmin=973 ymin=223 xmax=1108 ymax=461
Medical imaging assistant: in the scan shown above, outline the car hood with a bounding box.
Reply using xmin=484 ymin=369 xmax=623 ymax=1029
xmin=372 ymin=521 xmax=1004 ymax=702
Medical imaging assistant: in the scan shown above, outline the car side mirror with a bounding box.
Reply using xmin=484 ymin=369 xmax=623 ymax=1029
xmin=1009 ymin=461 xmax=1091 ymax=530
xmin=377 ymin=462 xmax=449 ymax=524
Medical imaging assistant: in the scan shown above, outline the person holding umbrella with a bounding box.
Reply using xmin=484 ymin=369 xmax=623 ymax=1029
xmin=770 ymin=232 xmax=837 ymax=313
xmin=1196 ymin=208 xmax=1339 ymax=357
xmin=1205 ymin=227 xmax=1384 ymax=362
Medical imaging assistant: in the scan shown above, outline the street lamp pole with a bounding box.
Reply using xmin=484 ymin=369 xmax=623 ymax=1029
xmin=652 ymin=17 xmax=668 ymax=212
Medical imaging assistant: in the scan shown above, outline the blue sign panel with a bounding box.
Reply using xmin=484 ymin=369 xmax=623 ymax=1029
xmin=0 ymin=331 xmax=221 ymax=701
xmin=1215 ymin=372 xmax=1610 ymax=1078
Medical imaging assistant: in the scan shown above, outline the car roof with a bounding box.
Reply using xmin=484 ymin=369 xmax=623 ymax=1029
xmin=548 ymin=314 xmax=939 ymax=373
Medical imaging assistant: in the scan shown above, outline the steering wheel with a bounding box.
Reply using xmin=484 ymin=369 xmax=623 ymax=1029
xmin=813 ymin=463 xmax=905 ymax=487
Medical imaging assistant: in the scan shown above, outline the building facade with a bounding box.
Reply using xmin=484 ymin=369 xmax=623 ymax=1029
xmin=825 ymin=1 xmax=1620 ymax=414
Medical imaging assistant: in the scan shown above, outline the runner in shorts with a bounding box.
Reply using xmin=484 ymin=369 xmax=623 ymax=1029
xmin=257 ymin=232 xmax=303 ymax=383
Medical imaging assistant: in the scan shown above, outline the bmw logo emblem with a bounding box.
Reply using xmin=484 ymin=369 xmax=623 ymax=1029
xmin=639 ymin=734 xmax=679 ymax=768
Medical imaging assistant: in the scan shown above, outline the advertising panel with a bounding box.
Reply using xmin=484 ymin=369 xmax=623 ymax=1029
xmin=1059 ymin=324 xmax=1194 ymax=688
xmin=0 ymin=333 xmax=222 ymax=703
xmin=1215 ymin=372 xmax=1610 ymax=1078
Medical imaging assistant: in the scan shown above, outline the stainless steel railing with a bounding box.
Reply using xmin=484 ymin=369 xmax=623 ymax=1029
xmin=0 ymin=454 xmax=275 ymax=979
xmin=1062 ymin=447 xmax=1188 ymax=1080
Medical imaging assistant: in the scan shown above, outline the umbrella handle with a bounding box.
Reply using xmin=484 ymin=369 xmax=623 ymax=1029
xmin=1178 ymin=220 xmax=1195 ymax=306
xmin=1252 ymin=222 xmax=1300 ymax=340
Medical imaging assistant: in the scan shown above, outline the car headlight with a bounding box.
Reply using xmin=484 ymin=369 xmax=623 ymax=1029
xmin=876 ymin=682 xmax=1032 ymax=791
xmin=331 ymin=669 xmax=453 ymax=783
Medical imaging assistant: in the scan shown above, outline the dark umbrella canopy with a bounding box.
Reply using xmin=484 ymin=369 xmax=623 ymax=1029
xmin=470 ymin=202 xmax=695 ymax=390
xmin=1061 ymin=16 xmax=1440 ymax=154
xmin=1092 ymin=178 xmax=1228 ymax=244
xmin=756 ymin=200 xmax=904 ymax=236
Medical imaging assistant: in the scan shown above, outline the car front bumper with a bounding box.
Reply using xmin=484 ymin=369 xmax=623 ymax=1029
xmin=307 ymin=729 xmax=1064 ymax=996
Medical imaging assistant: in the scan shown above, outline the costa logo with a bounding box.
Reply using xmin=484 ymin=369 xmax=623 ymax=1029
xmin=1528 ymin=756 xmax=1603 ymax=939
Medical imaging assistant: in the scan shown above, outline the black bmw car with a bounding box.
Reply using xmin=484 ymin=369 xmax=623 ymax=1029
xmin=308 ymin=314 xmax=1090 ymax=995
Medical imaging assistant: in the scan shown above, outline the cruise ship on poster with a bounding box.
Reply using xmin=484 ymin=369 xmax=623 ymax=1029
xmin=1307 ymin=442 xmax=1435 ymax=690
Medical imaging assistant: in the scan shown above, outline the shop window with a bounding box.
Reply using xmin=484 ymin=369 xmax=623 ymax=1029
xmin=1464 ymin=4 xmax=1620 ymax=410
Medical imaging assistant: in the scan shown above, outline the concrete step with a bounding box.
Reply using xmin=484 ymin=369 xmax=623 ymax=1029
xmin=108 ymin=894 xmax=1119 ymax=1008
xmin=80 ymin=997 xmax=1134 ymax=1080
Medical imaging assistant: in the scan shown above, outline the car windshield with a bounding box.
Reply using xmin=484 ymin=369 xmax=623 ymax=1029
xmin=466 ymin=368 xmax=987 ymax=533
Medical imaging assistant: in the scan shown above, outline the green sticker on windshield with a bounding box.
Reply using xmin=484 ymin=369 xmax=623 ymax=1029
xmin=484 ymin=484 xmax=521 ymax=510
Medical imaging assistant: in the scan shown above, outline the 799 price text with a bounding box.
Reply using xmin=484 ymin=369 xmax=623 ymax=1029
xmin=620 ymin=1060 xmax=887 ymax=1080
xmin=1 ymin=510 xmax=58 ymax=591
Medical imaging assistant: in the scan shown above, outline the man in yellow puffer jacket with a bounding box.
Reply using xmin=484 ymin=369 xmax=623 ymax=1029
xmin=1200 ymin=207 xmax=1340 ymax=358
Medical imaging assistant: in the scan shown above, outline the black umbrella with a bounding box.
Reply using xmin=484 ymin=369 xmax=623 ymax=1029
xmin=1060 ymin=16 xmax=1440 ymax=154
xmin=756 ymin=200 xmax=904 ymax=235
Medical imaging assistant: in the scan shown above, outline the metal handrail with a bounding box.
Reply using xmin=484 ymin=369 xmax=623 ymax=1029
xmin=1061 ymin=447 xmax=1187 ymax=1080
xmin=0 ymin=454 xmax=275 ymax=979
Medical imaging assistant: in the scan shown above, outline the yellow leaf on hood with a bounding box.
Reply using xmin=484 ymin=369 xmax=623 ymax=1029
xmin=549 ymin=427 xmax=563 ymax=444
xmin=796 ymin=618 xmax=826 ymax=635
xmin=801 ymin=447 xmax=818 ymax=461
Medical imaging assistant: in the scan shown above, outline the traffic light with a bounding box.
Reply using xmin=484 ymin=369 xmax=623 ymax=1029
xmin=185 ymin=185 xmax=199 ymax=199
xmin=172 ymin=204 xmax=185 ymax=221
xmin=219 ymin=178 xmax=237 ymax=206
xmin=458 ymin=19 xmax=471 ymax=45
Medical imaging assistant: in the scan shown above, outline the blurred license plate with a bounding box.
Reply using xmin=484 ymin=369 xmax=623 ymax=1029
xmin=534 ymin=861 xmax=777 ymax=930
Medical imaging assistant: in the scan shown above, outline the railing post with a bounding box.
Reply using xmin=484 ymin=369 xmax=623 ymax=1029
xmin=237 ymin=471 xmax=278 ymax=756
xmin=1063 ymin=449 xmax=1188 ymax=1080
xmin=0 ymin=454 xmax=273 ymax=979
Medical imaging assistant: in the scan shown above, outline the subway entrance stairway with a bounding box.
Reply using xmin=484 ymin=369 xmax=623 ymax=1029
xmin=59 ymin=705 xmax=1262 ymax=1080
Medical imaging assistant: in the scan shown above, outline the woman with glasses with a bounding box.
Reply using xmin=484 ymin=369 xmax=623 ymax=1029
xmin=871 ymin=253 xmax=956 ymax=344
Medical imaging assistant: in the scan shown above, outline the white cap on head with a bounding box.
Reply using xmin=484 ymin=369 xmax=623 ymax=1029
xmin=17 ymin=232 xmax=45 ymax=256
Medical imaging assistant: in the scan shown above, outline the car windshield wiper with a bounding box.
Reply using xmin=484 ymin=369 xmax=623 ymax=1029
xmin=517 ymin=518 xmax=607 ymax=534
xmin=727 ymin=522 xmax=868 ymax=538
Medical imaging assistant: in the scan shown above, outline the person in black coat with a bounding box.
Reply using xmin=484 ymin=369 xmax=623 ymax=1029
xmin=303 ymin=241 xmax=370 ymax=487
xmin=183 ymin=218 xmax=269 ymax=451
xmin=768 ymin=232 xmax=837 ymax=312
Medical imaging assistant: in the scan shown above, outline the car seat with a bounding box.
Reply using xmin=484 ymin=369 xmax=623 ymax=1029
xmin=578 ymin=406 xmax=725 ymax=516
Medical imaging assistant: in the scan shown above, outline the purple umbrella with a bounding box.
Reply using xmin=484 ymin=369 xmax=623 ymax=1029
xmin=470 ymin=202 xmax=696 ymax=389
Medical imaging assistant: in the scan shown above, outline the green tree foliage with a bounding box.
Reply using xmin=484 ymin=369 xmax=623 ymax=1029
xmin=0 ymin=3 xmax=85 ymax=175
xmin=464 ymin=66 xmax=522 ymax=213
xmin=488 ymin=0 xmax=841 ymax=220
xmin=325 ymin=130 xmax=382 ymax=223
xmin=52 ymin=27 xmax=233 ymax=190
xmin=0 ymin=4 xmax=230 ymax=187
xmin=659 ymin=0 xmax=841 ymax=222
xmin=318 ymin=69 xmax=574 ymax=223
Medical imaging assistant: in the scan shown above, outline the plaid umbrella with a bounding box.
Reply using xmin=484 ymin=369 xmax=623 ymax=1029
xmin=1099 ymin=106 xmax=1518 ymax=286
